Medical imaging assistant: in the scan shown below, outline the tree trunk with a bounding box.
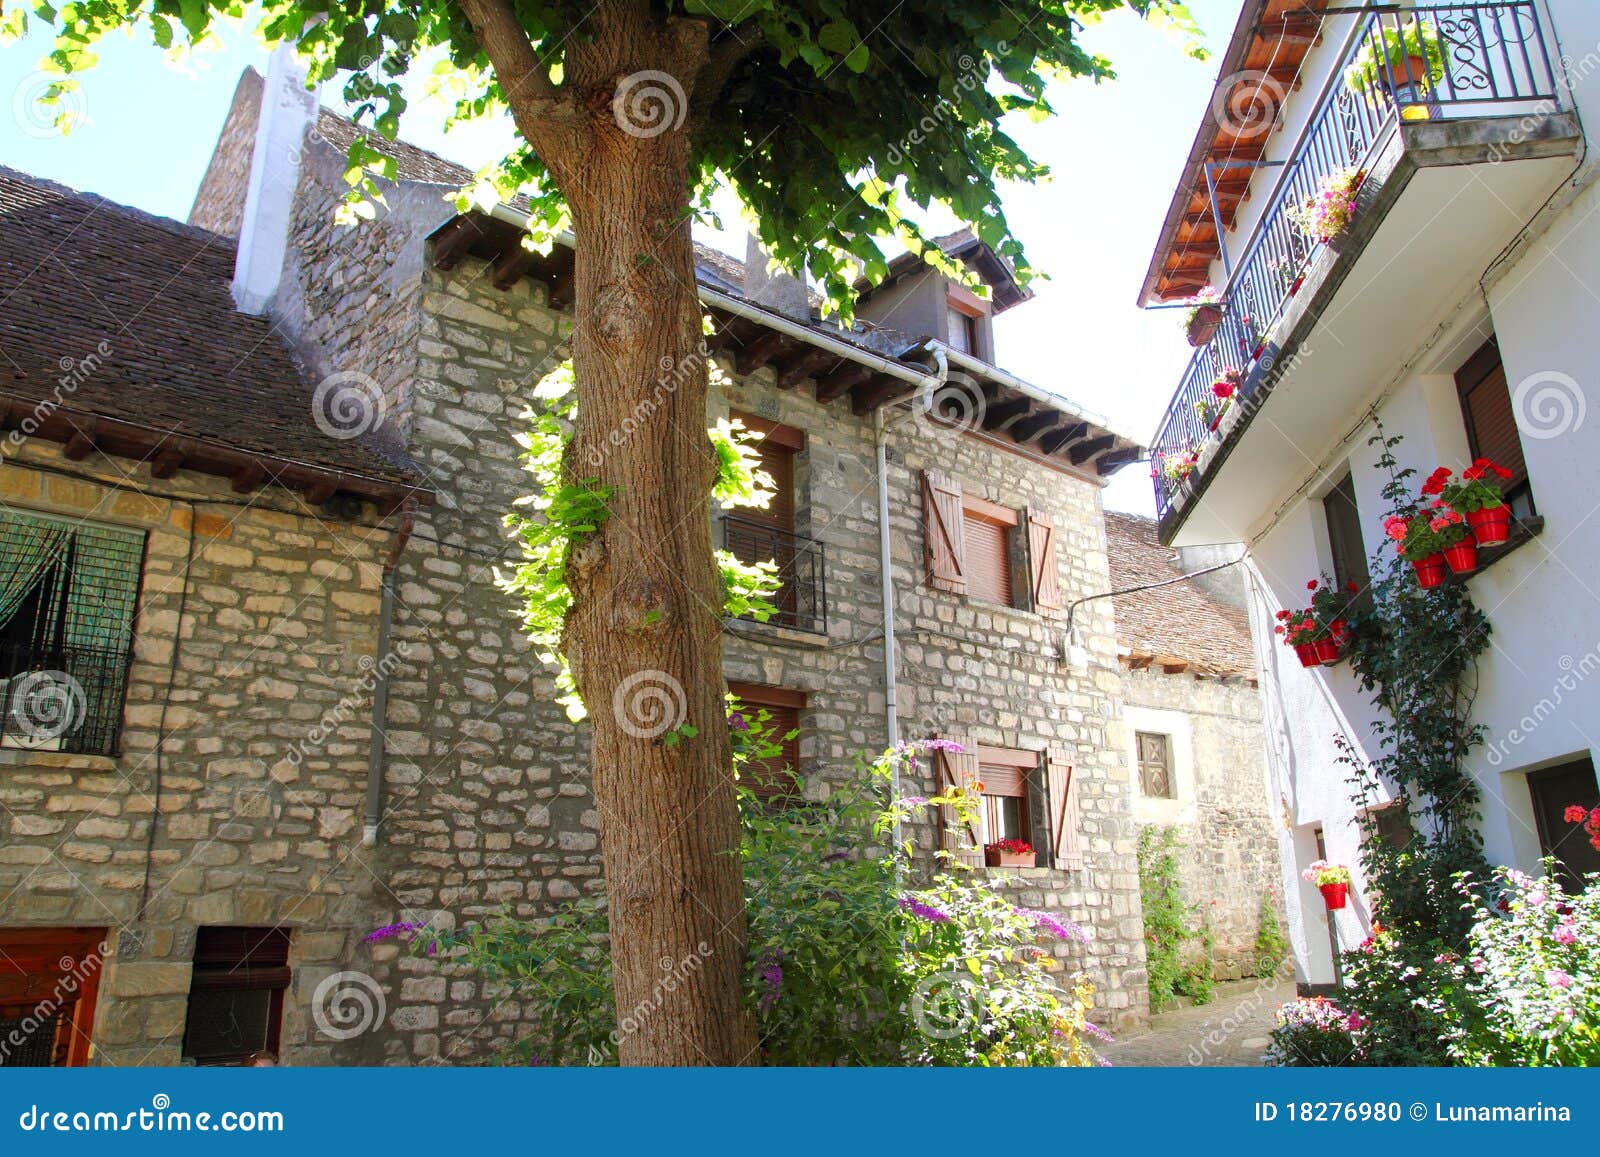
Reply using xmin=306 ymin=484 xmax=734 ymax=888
xmin=557 ymin=41 xmax=756 ymax=1071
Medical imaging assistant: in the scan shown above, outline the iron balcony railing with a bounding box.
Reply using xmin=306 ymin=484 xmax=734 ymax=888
xmin=0 ymin=640 xmax=130 ymax=757
xmin=722 ymin=514 xmax=829 ymax=635
xmin=1151 ymin=2 xmax=1561 ymax=520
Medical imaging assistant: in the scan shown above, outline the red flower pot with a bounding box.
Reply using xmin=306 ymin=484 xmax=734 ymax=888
xmin=1319 ymin=882 xmax=1349 ymax=910
xmin=1288 ymin=274 xmax=1305 ymax=297
xmin=1293 ymin=643 xmax=1320 ymax=668
xmin=1312 ymin=638 xmax=1342 ymax=666
xmin=1412 ymin=554 xmax=1448 ymax=588
xmin=1442 ymin=537 xmax=1478 ymax=575
xmin=985 ymin=850 xmax=1036 ymax=868
xmin=1467 ymin=505 xmax=1510 ymax=547
xmin=1187 ymin=305 xmax=1222 ymax=348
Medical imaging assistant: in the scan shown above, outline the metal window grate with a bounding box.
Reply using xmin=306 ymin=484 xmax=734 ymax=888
xmin=0 ymin=509 xmax=144 ymax=756
xmin=722 ymin=514 xmax=828 ymax=635
xmin=0 ymin=1007 xmax=64 ymax=1067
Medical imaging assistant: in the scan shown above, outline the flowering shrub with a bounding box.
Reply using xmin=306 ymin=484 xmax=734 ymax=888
xmin=1287 ymin=166 xmax=1365 ymax=244
xmin=1419 ymin=867 xmax=1600 ymax=1066
xmin=389 ymin=737 xmax=1104 ymax=1066
xmin=1264 ymin=997 xmax=1364 ymax=1066
xmin=1301 ymin=860 xmax=1351 ymax=887
xmin=1382 ymin=507 xmax=1467 ymax=561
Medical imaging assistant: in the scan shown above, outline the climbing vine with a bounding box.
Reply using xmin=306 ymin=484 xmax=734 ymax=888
xmin=1332 ymin=424 xmax=1494 ymax=1063
xmin=1137 ymin=826 xmax=1215 ymax=1009
xmin=500 ymin=359 xmax=781 ymax=721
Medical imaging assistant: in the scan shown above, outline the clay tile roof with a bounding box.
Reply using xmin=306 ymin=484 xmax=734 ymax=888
xmin=0 ymin=166 xmax=419 ymax=491
xmin=1104 ymin=511 xmax=1256 ymax=676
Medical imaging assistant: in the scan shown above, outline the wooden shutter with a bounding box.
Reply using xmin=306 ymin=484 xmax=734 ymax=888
xmin=935 ymin=739 xmax=984 ymax=868
xmin=729 ymin=683 xmax=803 ymax=801
xmin=1456 ymin=341 xmax=1529 ymax=493
xmin=1046 ymin=746 xmax=1083 ymax=870
xmin=732 ymin=412 xmax=802 ymax=532
xmin=963 ymin=510 xmax=1012 ymax=605
xmin=1026 ymin=508 xmax=1061 ymax=613
xmin=922 ymin=470 xmax=966 ymax=594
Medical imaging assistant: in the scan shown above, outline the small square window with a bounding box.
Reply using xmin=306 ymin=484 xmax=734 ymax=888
xmin=1136 ymin=732 xmax=1174 ymax=798
xmin=182 ymin=928 xmax=291 ymax=1066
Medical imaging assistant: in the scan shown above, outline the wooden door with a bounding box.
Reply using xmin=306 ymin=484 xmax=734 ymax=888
xmin=0 ymin=927 xmax=106 ymax=1066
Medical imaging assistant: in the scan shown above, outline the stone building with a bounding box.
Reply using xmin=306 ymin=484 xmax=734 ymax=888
xmin=1103 ymin=514 xmax=1280 ymax=981
xmin=0 ymin=58 xmax=1265 ymax=1065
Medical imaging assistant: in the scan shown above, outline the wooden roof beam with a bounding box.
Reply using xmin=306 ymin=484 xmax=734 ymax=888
xmin=1009 ymin=409 xmax=1063 ymax=443
xmin=1040 ymin=422 xmax=1088 ymax=456
xmin=431 ymin=216 xmax=481 ymax=272
xmin=814 ymin=363 xmax=872 ymax=403
xmin=1069 ymin=433 xmax=1117 ymax=465
xmin=735 ymin=330 xmax=788 ymax=376
xmin=981 ymin=396 xmax=1032 ymax=430
xmin=490 ymin=246 xmax=537 ymax=290
xmin=774 ymin=347 xmax=832 ymax=389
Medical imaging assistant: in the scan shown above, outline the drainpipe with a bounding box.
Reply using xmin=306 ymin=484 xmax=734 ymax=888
xmin=877 ymin=346 xmax=948 ymax=847
xmin=363 ymin=501 xmax=414 ymax=848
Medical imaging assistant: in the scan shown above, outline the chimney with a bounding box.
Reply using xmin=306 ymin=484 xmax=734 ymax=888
xmin=232 ymin=46 xmax=318 ymax=315
xmin=744 ymin=234 xmax=810 ymax=322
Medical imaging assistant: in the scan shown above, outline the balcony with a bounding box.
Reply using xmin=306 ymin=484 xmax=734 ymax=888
xmin=721 ymin=514 xmax=829 ymax=635
xmin=1150 ymin=2 xmax=1579 ymax=544
xmin=0 ymin=641 xmax=130 ymax=757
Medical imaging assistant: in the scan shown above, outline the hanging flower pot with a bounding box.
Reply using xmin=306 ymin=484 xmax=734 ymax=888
xmin=1186 ymin=303 xmax=1223 ymax=348
xmin=1288 ymin=273 xmax=1305 ymax=297
xmin=1312 ymin=637 xmax=1343 ymax=666
xmin=1303 ymin=860 xmax=1352 ymax=908
xmin=1319 ymin=882 xmax=1349 ymax=910
xmin=1466 ymin=504 xmax=1511 ymax=547
xmin=1294 ymin=642 xmax=1320 ymax=668
xmin=1412 ymin=553 xmax=1448 ymax=588
xmin=1442 ymin=536 xmax=1478 ymax=575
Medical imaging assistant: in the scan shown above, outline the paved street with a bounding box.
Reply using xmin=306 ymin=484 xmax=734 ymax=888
xmin=1100 ymin=978 xmax=1298 ymax=1067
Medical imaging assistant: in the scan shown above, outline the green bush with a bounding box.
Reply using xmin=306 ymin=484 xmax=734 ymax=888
xmin=1254 ymin=889 xmax=1289 ymax=979
xmin=383 ymin=737 xmax=1104 ymax=1066
xmin=1264 ymin=996 xmax=1364 ymax=1067
xmin=1137 ymin=826 xmax=1216 ymax=1009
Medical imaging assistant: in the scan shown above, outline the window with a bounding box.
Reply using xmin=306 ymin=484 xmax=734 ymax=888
xmin=922 ymin=472 xmax=1060 ymax=614
xmin=0 ymin=927 xmax=106 ymax=1067
xmin=945 ymin=284 xmax=988 ymax=359
xmin=722 ymin=414 xmax=826 ymax=633
xmin=727 ymin=683 xmax=804 ymax=803
xmin=1369 ymin=805 xmax=1413 ymax=851
xmin=947 ymin=305 xmax=978 ymax=355
xmin=182 ymin=927 xmax=291 ymax=1066
xmin=1527 ymin=758 xmax=1600 ymax=893
xmin=1324 ymin=473 xmax=1371 ymax=601
xmin=978 ymin=748 xmax=1036 ymax=843
xmin=1456 ymin=338 xmax=1536 ymax=519
xmin=0 ymin=508 xmax=143 ymax=756
xmin=1135 ymin=732 xmax=1174 ymax=798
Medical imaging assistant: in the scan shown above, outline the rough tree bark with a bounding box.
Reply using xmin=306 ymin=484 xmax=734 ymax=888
xmin=459 ymin=0 xmax=758 ymax=1065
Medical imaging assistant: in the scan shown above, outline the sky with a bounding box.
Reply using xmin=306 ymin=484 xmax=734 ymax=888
xmin=0 ymin=1 xmax=1242 ymax=516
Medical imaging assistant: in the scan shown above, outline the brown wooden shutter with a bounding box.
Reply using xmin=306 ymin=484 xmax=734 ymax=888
xmin=1046 ymin=746 xmax=1083 ymax=870
xmin=732 ymin=412 xmax=801 ymax=532
xmin=729 ymin=683 xmax=803 ymax=801
xmin=963 ymin=511 xmax=1012 ymax=605
xmin=1026 ymin=509 xmax=1061 ymax=613
xmin=1456 ymin=343 xmax=1529 ymax=492
xmin=935 ymin=739 xmax=983 ymax=868
xmin=922 ymin=470 xmax=966 ymax=594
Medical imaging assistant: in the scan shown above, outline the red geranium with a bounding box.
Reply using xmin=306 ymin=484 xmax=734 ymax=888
xmin=1421 ymin=466 xmax=1452 ymax=496
xmin=1462 ymin=457 xmax=1513 ymax=482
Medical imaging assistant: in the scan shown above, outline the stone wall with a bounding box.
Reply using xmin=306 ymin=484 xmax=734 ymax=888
xmin=187 ymin=67 xmax=262 ymax=237
xmin=1121 ymin=665 xmax=1282 ymax=981
xmin=0 ymin=437 xmax=396 ymax=1065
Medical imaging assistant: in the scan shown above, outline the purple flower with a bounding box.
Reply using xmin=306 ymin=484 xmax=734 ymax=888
xmin=728 ymin=712 xmax=749 ymax=732
xmin=757 ymin=949 xmax=784 ymax=1012
xmin=364 ymin=921 xmax=425 ymax=943
xmin=1014 ymin=907 xmax=1088 ymax=944
xmin=920 ymin=739 xmax=966 ymax=754
xmin=899 ymin=896 xmax=951 ymax=924
xmin=899 ymin=795 xmax=928 ymax=807
xmin=1082 ymin=1019 xmax=1115 ymax=1043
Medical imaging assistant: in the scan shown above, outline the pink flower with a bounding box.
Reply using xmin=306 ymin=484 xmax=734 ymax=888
xmin=1547 ymin=970 xmax=1573 ymax=990
xmin=1554 ymin=923 xmax=1577 ymax=946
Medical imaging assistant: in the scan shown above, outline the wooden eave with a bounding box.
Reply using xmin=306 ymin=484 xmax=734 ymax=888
xmin=433 ymin=213 xmax=1140 ymax=479
xmin=0 ymin=395 xmax=428 ymax=513
xmin=1141 ymin=0 xmax=1328 ymax=304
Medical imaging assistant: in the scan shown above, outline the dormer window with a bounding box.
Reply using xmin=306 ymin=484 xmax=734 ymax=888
xmin=945 ymin=284 xmax=988 ymax=359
